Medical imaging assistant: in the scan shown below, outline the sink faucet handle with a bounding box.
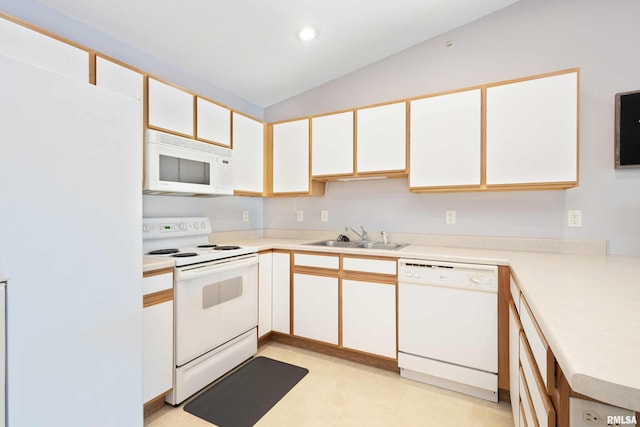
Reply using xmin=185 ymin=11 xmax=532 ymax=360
xmin=380 ymin=231 xmax=389 ymax=244
xmin=360 ymin=226 xmax=368 ymax=241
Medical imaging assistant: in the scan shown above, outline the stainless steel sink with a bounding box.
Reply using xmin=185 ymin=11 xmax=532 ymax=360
xmin=303 ymin=240 xmax=408 ymax=250
xmin=358 ymin=242 xmax=408 ymax=250
xmin=304 ymin=240 xmax=362 ymax=248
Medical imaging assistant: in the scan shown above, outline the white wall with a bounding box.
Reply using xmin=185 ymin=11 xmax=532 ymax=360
xmin=143 ymin=195 xmax=264 ymax=232
xmin=264 ymin=0 xmax=640 ymax=255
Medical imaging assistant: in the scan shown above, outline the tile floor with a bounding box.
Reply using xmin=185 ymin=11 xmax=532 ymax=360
xmin=144 ymin=342 xmax=514 ymax=427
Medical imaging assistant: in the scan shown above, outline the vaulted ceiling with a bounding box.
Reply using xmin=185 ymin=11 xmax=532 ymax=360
xmin=38 ymin=0 xmax=520 ymax=107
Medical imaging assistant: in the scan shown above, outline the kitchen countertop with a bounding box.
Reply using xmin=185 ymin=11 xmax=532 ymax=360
xmin=220 ymin=237 xmax=640 ymax=412
xmin=143 ymin=256 xmax=175 ymax=273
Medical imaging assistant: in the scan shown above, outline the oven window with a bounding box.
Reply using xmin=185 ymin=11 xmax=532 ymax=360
xmin=159 ymin=155 xmax=210 ymax=185
xmin=202 ymin=277 xmax=243 ymax=309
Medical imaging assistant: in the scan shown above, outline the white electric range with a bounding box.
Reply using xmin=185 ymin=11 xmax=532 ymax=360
xmin=143 ymin=217 xmax=258 ymax=405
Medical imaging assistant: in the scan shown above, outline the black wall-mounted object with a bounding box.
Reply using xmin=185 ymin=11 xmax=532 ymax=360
xmin=615 ymin=90 xmax=640 ymax=168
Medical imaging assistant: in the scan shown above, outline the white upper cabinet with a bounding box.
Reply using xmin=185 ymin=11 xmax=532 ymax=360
xmin=95 ymin=57 xmax=143 ymax=101
xmin=410 ymin=89 xmax=482 ymax=188
xmin=147 ymin=77 xmax=194 ymax=137
xmin=271 ymin=119 xmax=310 ymax=194
xmin=356 ymin=102 xmax=407 ymax=173
xmin=0 ymin=17 xmax=88 ymax=81
xmin=196 ymin=97 xmax=231 ymax=147
xmin=311 ymin=111 xmax=354 ymax=177
xmin=232 ymin=112 xmax=264 ymax=194
xmin=486 ymin=71 xmax=578 ymax=186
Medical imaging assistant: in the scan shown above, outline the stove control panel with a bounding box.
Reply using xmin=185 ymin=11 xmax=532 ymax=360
xmin=143 ymin=217 xmax=211 ymax=239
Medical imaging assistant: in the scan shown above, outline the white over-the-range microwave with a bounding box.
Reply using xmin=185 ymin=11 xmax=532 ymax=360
xmin=144 ymin=129 xmax=233 ymax=196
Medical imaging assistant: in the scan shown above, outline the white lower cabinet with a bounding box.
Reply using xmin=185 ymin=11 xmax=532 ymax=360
xmin=142 ymin=270 xmax=173 ymax=407
xmin=342 ymin=279 xmax=396 ymax=358
xmin=509 ymin=301 xmax=521 ymax=427
xmin=293 ymin=273 xmax=338 ymax=345
xmin=271 ymin=252 xmax=291 ymax=334
xmin=258 ymin=252 xmax=273 ymax=338
xmin=143 ymin=300 xmax=173 ymax=403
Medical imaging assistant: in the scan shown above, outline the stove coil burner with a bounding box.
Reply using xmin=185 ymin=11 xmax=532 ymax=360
xmin=214 ymin=245 xmax=241 ymax=250
xmin=148 ymin=248 xmax=180 ymax=255
xmin=197 ymin=244 xmax=218 ymax=249
xmin=172 ymin=252 xmax=198 ymax=258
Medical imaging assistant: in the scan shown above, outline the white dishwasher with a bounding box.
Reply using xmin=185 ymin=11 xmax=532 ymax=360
xmin=398 ymin=259 xmax=498 ymax=402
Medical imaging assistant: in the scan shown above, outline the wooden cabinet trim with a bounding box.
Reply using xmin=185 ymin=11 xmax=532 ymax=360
xmin=342 ymin=271 xmax=396 ymax=284
xmin=143 ymin=267 xmax=174 ymax=278
xmin=498 ymin=265 xmax=510 ymax=392
xmin=143 ymin=389 xmax=172 ymax=417
xmin=519 ymin=366 xmax=540 ymax=427
xmin=0 ymin=11 xmax=91 ymax=53
xmin=520 ymin=332 xmax=556 ymax=427
xmin=521 ymin=296 xmax=550 ymax=350
xmin=143 ymin=288 xmax=173 ymax=307
xmin=293 ymin=265 xmax=339 ymax=277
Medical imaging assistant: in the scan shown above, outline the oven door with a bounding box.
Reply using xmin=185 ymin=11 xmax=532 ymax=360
xmin=175 ymin=254 xmax=258 ymax=367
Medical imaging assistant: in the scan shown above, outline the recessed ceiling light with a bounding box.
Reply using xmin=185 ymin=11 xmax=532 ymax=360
xmin=296 ymin=26 xmax=317 ymax=42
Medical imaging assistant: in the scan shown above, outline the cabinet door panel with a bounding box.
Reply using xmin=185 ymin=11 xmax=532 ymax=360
xmin=272 ymin=252 xmax=291 ymax=334
xmin=148 ymin=77 xmax=194 ymax=136
xmin=95 ymin=57 xmax=143 ymax=101
xmin=342 ymin=280 xmax=396 ymax=358
xmin=293 ymin=273 xmax=338 ymax=344
xmin=272 ymin=119 xmax=310 ymax=193
xmin=311 ymin=111 xmax=354 ymax=176
xmin=197 ymin=97 xmax=231 ymax=147
xmin=258 ymin=252 xmax=273 ymax=338
xmin=410 ymin=89 xmax=481 ymax=187
xmin=357 ymin=102 xmax=406 ymax=173
xmin=143 ymin=301 xmax=173 ymax=403
xmin=0 ymin=17 xmax=88 ymax=81
xmin=509 ymin=302 xmax=521 ymax=427
xmin=233 ymin=113 xmax=264 ymax=193
xmin=520 ymin=298 xmax=549 ymax=387
xmin=486 ymin=72 xmax=578 ymax=185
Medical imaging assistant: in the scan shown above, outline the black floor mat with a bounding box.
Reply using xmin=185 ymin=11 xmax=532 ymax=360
xmin=183 ymin=356 xmax=309 ymax=427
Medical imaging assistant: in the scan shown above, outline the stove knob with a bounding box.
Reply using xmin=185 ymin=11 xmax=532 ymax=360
xmin=142 ymin=224 xmax=150 ymax=233
xmin=201 ymin=221 xmax=206 ymax=229
xmin=179 ymin=223 xmax=186 ymax=230
xmin=194 ymin=223 xmax=199 ymax=230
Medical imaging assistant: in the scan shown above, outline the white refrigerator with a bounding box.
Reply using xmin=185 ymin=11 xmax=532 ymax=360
xmin=0 ymin=54 xmax=143 ymax=426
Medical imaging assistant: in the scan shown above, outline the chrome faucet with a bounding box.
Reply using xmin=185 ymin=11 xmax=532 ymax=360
xmin=380 ymin=231 xmax=389 ymax=244
xmin=345 ymin=226 xmax=368 ymax=241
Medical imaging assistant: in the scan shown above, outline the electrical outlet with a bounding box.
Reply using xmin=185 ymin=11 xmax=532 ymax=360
xmin=583 ymin=410 xmax=601 ymax=425
xmin=296 ymin=210 xmax=304 ymax=222
xmin=445 ymin=210 xmax=456 ymax=225
xmin=568 ymin=210 xmax=582 ymax=227
xmin=320 ymin=210 xmax=329 ymax=222
xmin=242 ymin=211 xmax=249 ymax=222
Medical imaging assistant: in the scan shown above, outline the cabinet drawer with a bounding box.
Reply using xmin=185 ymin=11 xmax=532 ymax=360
xmin=519 ymin=367 xmax=537 ymax=427
xmin=520 ymin=333 xmax=556 ymax=427
xmin=143 ymin=271 xmax=173 ymax=295
xmin=510 ymin=276 xmax=521 ymax=314
xmin=520 ymin=297 xmax=550 ymax=387
xmin=294 ymin=253 xmax=339 ymax=269
xmin=342 ymin=257 xmax=396 ymax=275
xmin=519 ymin=400 xmax=529 ymax=427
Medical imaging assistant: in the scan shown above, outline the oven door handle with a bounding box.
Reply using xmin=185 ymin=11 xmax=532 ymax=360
xmin=177 ymin=256 xmax=257 ymax=281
